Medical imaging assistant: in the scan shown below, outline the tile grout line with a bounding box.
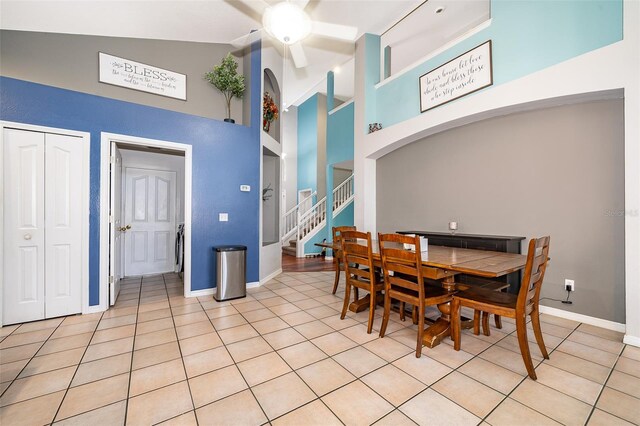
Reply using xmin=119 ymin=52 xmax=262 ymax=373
xmin=583 ymin=343 xmax=627 ymax=425
xmin=231 ymin=286 xmax=350 ymax=425
xmin=0 ymin=318 xmax=75 ymax=401
xmin=162 ymin=273 xmax=200 ymax=425
xmin=47 ymin=311 xmax=106 ymax=425
xmin=477 ymin=319 xmax=596 ymax=424
xmin=2 ymin=273 xmax=633 ymax=425
xmin=121 ymin=275 xmax=144 ymax=425
xmin=196 ymin=293 xmax=272 ymax=425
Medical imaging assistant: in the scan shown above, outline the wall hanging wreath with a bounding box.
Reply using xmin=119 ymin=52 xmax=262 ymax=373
xmin=263 ymin=92 xmax=279 ymax=132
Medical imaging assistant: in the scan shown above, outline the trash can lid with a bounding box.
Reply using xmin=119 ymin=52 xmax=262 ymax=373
xmin=213 ymin=245 xmax=247 ymax=252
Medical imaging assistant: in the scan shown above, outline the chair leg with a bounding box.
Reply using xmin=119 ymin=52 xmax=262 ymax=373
xmin=482 ymin=312 xmax=491 ymax=336
xmin=412 ymin=306 xmax=418 ymax=325
xmin=530 ymin=309 xmax=549 ymax=359
xmin=451 ymin=298 xmax=461 ymax=351
xmin=332 ymin=262 xmax=340 ymax=295
xmin=473 ymin=310 xmax=481 ymax=335
xmin=366 ymin=290 xmax=376 ymax=334
xmin=516 ymin=315 xmax=537 ymax=380
xmin=379 ymin=294 xmax=391 ymax=338
xmin=416 ymin=303 xmax=425 ymax=357
xmin=399 ymin=302 xmax=406 ymax=322
xmin=494 ymin=315 xmax=503 ymax=329
xmin=340 ymin=283 xmax=351 ymax=320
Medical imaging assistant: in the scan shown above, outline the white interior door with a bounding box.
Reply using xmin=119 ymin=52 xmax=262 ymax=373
xmin=124 ymin=167 xmax=176 ymax=276
xmin=3 ymin=129 xmax=46 ymax=324
xmin=109 ymin=144 xmax=123 ymax=305
xmin=44 ymin=133 xmax=83 ymax=318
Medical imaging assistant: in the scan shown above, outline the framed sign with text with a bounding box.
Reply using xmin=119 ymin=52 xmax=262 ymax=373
xmin=99 ymin=52 xmax=187 ymax=100
xmin=419 ymin=40 xmax=492 ymax=113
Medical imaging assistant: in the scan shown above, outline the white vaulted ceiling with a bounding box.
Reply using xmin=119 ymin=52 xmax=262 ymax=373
xmin=0 ymin=0 xmax=488 ymax=106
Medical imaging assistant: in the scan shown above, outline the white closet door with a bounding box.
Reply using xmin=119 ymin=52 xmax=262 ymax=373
xmin=124 ymin=168 xmax=176 ymax=276
xmin=3 ymin=129 xmax=46 ymax=324
xmin=44 ymin=133 xmax=83 ymax=318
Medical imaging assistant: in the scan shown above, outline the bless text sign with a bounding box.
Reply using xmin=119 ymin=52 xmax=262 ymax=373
xmin=419 ymin=41 xmax=492 ymax=112
xmin=99 ymin=52 xmax=187 ymax=100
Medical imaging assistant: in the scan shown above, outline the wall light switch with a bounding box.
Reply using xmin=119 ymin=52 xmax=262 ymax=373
xmin=240 ymin=185 xmax=251 ymax=192
xmin=219 ymin=213 xmax=228 ymax=222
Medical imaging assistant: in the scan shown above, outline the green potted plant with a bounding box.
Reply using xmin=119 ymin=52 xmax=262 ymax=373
xmin=205 ymin=53 xmax=246 ymax=123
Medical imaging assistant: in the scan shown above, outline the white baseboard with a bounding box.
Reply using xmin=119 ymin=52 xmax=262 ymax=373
xmin=623 ymin=334 xmax=640 ymax=347
xmin=247 ymin=281 xmax=261 ymax=289
xmin=186 ymin=288 xmax=215 ymax=298
xmin=260 ymin=269 xmax=282 ymax=285
xmin=539 ymin=305 xmax=626 ymax=333
xmin=83 ymin=304 xmax=107 ymax=314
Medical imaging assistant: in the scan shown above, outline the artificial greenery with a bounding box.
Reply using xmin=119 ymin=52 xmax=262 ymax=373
xmin=204 ymin=53 xmax=246 ymax=120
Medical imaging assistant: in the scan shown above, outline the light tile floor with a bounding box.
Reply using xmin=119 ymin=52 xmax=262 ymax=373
xmin=1 ymin=272 xmax=639 ymax=425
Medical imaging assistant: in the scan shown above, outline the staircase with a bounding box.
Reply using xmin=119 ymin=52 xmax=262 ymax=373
xmin=282 ymin=174 xmax=353 ymax=257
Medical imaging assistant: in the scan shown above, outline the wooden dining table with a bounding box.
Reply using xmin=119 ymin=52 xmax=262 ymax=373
xmin=316 ymin=240 xmax=528 ymax=348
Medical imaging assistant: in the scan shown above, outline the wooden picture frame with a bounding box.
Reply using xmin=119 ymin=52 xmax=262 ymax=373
xmin=99 ymin=52 xmax=187 ymax=101
xmin=419 ymin=40 xmax=493 ymax=113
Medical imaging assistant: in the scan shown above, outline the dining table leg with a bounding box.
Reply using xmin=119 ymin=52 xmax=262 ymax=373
xmin=421 ymin=275 xmax=456 ymax=348
xmin=420 ymin=275 xmax=474 ymax=348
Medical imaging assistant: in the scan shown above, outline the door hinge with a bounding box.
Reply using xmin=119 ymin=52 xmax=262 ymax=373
xmin=109 ymin=276 xmax=114 ymax=284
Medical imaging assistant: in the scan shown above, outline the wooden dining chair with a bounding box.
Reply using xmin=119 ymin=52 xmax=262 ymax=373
xmin=331 ymin=226 xmax=356 ymax=294
xmin=378 ymin=233 xmax=453 ymax=357
xmin=340 ymin=230 xmax=384 ymax=334
xmin=451 ymin=236 xmax=551 ymax=379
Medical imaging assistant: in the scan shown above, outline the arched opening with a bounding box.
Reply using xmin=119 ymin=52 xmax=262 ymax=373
xmin=263 ymin=68 xmax=281 ymax=142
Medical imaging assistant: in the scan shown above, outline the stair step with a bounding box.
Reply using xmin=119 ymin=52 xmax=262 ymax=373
xmin=289 ymin=240 xmax=297 ymax=247
xmin=282 ymin=245 xmax=296 ymax=256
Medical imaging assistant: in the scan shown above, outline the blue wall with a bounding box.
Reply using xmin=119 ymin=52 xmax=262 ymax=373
xmin=297 ymin=93 xmax=319 ymax=199
xmin=0 ymin=42 xmax=262 ymax=305
xmin=327 ymin=102 xmax=355 ymax=166
xmin=325 ymin=101 xmax=355 ymax=242
xmin=375 ymin=0 xmax=623 ymax=128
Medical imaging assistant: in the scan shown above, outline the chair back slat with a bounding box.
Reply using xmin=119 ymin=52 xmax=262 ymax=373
xmin=378 ymin=233 xmax=424 ymax=297
xmin=517 ymin=236 xmax=551 ymax=311
xmin=332 ymin=226 xmax=356 ymax=259
xmin=341 ymin=230 xmax=375 ymax=285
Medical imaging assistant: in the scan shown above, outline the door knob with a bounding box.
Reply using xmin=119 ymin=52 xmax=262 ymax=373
xmin=24 ymin=234 xmax=32 ymax=240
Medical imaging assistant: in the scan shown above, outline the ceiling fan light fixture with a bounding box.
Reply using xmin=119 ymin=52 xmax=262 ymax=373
xmin=263 ymin=2 xmax=312 ymax=45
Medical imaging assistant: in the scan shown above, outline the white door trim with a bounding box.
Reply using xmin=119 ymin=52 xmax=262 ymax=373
xmin=100 ymin=132 xmax=192 ymax=311
xmin=0 ymin=121 xmax=90 ymax=326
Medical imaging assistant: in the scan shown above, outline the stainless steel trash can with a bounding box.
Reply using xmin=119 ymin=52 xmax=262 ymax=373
xmin=213 ymin=245 xmax=247 ymax=302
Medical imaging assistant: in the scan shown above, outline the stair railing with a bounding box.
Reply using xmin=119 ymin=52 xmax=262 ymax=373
xmin=332 ymin=174 xmax=354 ymax=211
xmin=281 ymin=191 xmax=316 ymax=243
xmin=297 ymin=196 xmax=327 ymax=242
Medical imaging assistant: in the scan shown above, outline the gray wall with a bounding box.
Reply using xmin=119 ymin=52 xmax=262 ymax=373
xmin=282 ymin=106 xmax=298 ymax=211
xmin=317 ymin=93 xmax=327 ymax=199
xmin=377 ymin=99 xmax=625 ymax=323
xmin=262 ymin=150 xmax=280 ymax=245
xmin=334 ymin=167 xmax=352 ymax=188
xmin=0 ymin=30 xmax=244 ymax=123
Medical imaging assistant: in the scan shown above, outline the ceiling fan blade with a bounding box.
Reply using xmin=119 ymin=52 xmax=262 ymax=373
xmin=311 ymin=21 xmax=358 ymax=41
xmin=234 ymin=0 xmax=271 ymax=18
xmin=294 ymin=0 xmax=311 ymax=10
xmin=230 ymin=29 xmax=263 ymax=48
xmin=289 ymin=42 xmax=308 ymax=68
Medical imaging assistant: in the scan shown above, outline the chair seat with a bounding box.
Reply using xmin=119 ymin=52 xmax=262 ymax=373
xmin=390 ymin=284 xmax=452 ymax=305
xmin=455 ymin=286 xmax=517 ymax=310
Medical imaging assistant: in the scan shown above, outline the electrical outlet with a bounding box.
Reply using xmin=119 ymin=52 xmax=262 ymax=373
xmin=564 ymin=279 xmax=575 ymax=292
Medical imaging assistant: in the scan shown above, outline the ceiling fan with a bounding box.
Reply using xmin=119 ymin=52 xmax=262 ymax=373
xmin=230 ymin=0 xmax=358 ymax=68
